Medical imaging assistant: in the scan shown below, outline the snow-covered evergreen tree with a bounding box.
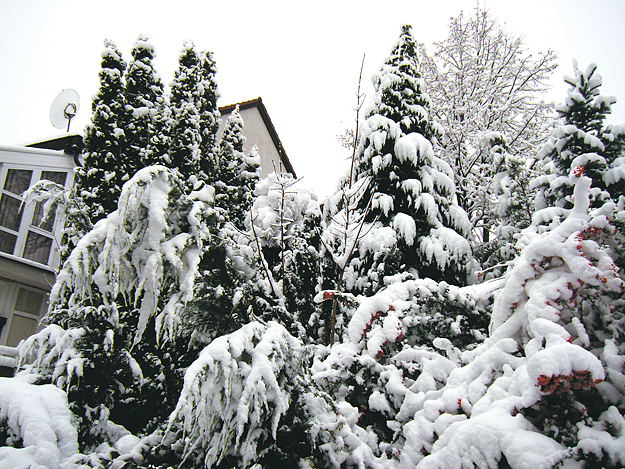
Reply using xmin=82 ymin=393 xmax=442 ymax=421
xmin=418 ymin=6 xmax=557 ymax=243
xmin=166 ymin=43 xmax=222 ymax=184
xmin=78 ymin=39 xmax=128 ymax=224
xmin=161 ymin=321 xmax=304 ymax=468
xmin=184 ymin=172 xmax=320 ymax=346
xmin=475 ymin=132 xmax=534 ymax=280
xmin=124 ymin=35 xmax=165 ymax=173
xmin=167 ymin=41 xmax=204 ymax=180
xmin=534 ymin=62 xmax=621 ymax=211
xmin=397 ymin=174 xmax=625 ymax=468
xmin=314 ymin=170 xmax=624 ymax=468
xmin=312 ymin=276 xmax=489 ymax=459
xmin=18 ymin=166 xmax=217 ymax=449
xmin=198 ymin=50 xmax=221 ymax=180
xmin=328 ymin=25 xmax=471 ymax=298
xmin=213 ymin=107 xmax=261 ymax=228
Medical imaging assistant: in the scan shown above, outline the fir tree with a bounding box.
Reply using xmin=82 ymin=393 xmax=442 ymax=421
xmin=78 ymin=39 xmax=127 ymax=223
xmin=332 ymin=25 xmax=471 ymax=296
xmin=534 ymin=62 xmax=617 ymax=211
xmin=124 ymin=35 xmax=165 ymax=174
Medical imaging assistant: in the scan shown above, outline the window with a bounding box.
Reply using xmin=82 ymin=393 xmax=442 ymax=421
xmin=0 ymin=167 xmax=69 ymax=267
xmin=15 ymin=287 xmax=45 ymax=315
xmin=30 ymin=171 xmax=67 ymax=232
xmin=0 ymin=283 xmax=48 ymax=347
xmin=0 ymin=169 xmax=32 ymax=256
xmin=22 ymin=231 xmax=53 ymax=264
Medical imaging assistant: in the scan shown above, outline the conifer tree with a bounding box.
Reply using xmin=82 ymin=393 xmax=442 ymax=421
xmin=124 ymin=35 xmax=165 ymax=174
xmin=475 ymin=132 xmax=534 ymax=280
xmin=78 ymin=39 xmax=127 ymax=223
xmin=167 ymin=41 xmax=204 ymax=180
xmin=213 ymin=107 xmax=260 ymax=228
xmin=197 ymin=50 xmax=221 ymax=179
xmin=19 ymin=167 xmax=217 ymax=449
xmin=333 ymin=25 xmax=471 ymax=295
xmin=534 ymin=62 xmax=619 ymax=211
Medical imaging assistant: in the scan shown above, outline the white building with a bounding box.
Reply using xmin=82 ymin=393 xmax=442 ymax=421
xmin=0 ymin=143 xmax=75 ymax=349
xmin=218 ymin=97 xmax=295 ymax=178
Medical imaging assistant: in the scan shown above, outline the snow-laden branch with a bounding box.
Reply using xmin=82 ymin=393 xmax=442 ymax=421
xmin=166 ymin=321 xmax=301 ymax=468
xmin=49 ymin=165 xmax=215 ymax=345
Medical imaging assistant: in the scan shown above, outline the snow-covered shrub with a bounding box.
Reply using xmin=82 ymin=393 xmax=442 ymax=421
xmin=394 ymin=174 xmax=624 ymax=468
xmin=163 ymin=321 xmax=303 ymax=468
xmin=312 ymin=276 xmax=488 ymax=461
xmin=0 ymin=376 xmax=79 ymax=469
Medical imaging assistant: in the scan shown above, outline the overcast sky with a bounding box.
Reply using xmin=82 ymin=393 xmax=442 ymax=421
xmin=1 ymin=0 xmax=624 ymax=198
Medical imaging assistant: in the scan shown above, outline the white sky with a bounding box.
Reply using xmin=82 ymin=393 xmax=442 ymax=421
xmin=1 ymin=0 xmax=624 ymax=198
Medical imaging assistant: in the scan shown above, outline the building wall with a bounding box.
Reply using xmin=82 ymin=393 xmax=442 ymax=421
xmin=218 ymin=105 xmax=287 ymax=178
xmin=0 ymin=144 xmax=75 ymax=347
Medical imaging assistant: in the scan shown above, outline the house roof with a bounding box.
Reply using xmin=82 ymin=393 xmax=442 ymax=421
xmin=25 ymin=134 xmax=84 ymax=154
xmin=219 ymin=97 xmax=296 ymax=177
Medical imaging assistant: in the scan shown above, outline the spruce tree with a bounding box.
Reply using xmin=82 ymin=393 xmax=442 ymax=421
xmin=335 ymin=25 xmax=472 ymax=294
xmin=124 ymin=35 xmax=165 ymax=174
xmin=78 ymin=39 xmax=127 ymax=223
xmin=535 ymin=62 xmax=616 ymax=210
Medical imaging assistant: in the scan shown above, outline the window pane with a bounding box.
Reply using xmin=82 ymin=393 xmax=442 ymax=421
xmin=31 ymin=201 xmax=55 ymax=232
xmin=41 ymin=171 xmax=67 ymax=186
xmin=0 ymin=230 xmax=17 ymax=254
xmin=6 ymin=315 xmax=39 ymax=347
xmin=31 ymin=172 xmax=67 ymax=232
xmin=15 ymin=288 xmax=45 ymax=316
xmin=22 ymin=231 xmax=52 ymax=264
xmin=0 ymin=194 xmax=23 ymax=231
xmin=4 ymin=169 xmax=32 ymax=195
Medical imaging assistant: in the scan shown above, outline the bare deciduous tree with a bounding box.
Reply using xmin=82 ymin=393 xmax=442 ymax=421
xmin=419 ymin=6 xmax=557 ymax=242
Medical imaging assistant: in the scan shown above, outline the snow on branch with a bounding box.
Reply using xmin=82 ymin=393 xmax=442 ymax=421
xmin=0 ymin=376 xmax=79 ymax=468
xmin=49 ymin=165 xmax=215 ymax=345
xmin=166 ymin=321 xmax=301 ymax=468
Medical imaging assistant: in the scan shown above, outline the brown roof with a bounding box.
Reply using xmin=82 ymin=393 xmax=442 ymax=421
xmin=219 ymin=97 xmax=296 ymax=177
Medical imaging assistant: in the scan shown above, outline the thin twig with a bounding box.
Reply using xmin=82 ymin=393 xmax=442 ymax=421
xmin=249 ymin=210 xmax=278 ymax=297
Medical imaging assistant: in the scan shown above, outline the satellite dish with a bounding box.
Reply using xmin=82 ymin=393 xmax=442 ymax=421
xmin=50 ymin=89 xmax=80 ymax=132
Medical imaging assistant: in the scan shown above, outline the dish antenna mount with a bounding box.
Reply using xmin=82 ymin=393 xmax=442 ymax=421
xmin=50 ymin=89 xmax=80 ymax=132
